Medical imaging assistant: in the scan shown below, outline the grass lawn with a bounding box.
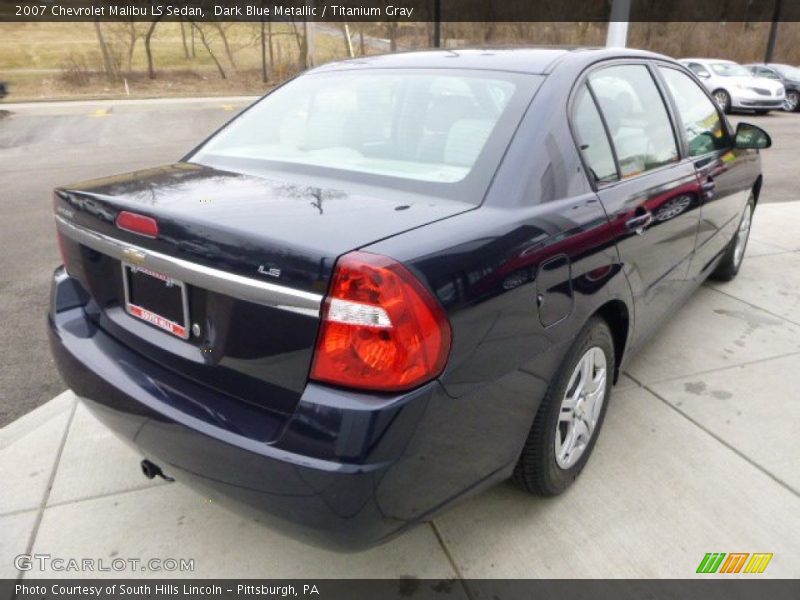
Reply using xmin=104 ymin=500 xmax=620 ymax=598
xmin=0 ymin=22 xmax=361 ymax=101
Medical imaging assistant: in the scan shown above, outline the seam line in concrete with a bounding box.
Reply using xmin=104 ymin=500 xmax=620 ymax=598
xmin=748 ymin=236 xmax=795 ymax=253
xmin=625 ymin=349 xmax=800 ymax=387
xmin=429 ymin=521 xmax=475 ymax=600
xmin=0 ymin=507 xmax=39 ymax=520
xmin=625 ymin=373 xmax=800 ymax=499
xmin=17 ymin=399 xmax=77 ymax=582
xmin=45 ymin=481 xmax=170 ymax=511
xmin=703 ymin=284 xmax=800 ymax=328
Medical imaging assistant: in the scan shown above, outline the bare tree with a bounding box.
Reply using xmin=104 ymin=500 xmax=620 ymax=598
xmin=386 ymin=20 xmax=399 ymax=51
xmin=341 ymin=23 xmax=354 ymax=57
xmin=94 ymin=20 xmax=119 ymax=80
xmin=179 ymin=20 xmax=190 ymax=59
xmin=290 ymin=20 xmax=307 ymax=68
xmin=144 ymin=16 xmax=162 ymax=79
xmin=192 ymin=23 xmax=227 ymax=79
xmin=212 ymin=23 xmax=238 ymax=71
xmin=268 ymin=21 xmax=275 ymax=79
xmin=260 ymin=17 xmax=270 ymax=82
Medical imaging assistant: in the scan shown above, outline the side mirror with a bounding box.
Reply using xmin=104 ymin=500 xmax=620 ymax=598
xmin=734 ymin=122 xmax=772 ymax=149
xmin=697 ymin=71 xmax=711 ymax=79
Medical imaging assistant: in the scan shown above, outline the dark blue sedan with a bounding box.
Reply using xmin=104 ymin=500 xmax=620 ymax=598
xmin=49 ymin=47 xmax=770 ymax=549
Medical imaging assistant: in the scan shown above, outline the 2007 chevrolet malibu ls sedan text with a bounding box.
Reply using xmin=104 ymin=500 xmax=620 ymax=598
xmin=48 ymin=47 xmax=770 ymax=549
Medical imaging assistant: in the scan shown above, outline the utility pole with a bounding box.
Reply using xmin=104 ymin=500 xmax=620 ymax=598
xmin=765 ymin=0 xmax=784 ymax=63
xmin=605 ymin=0 xmax=631 ymax=48
xmin=433 ymin=0 xmax=441 ymax=48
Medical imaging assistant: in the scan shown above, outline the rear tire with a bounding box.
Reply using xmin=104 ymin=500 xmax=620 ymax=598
xmin=513 ymin=317 xmax=614 ymax=496
xmin=711 ymin=194 xmax=755 ymax=282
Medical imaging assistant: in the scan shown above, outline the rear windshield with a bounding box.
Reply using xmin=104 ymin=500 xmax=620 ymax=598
xmin=191 ymin=69 xmax=541 ymax=203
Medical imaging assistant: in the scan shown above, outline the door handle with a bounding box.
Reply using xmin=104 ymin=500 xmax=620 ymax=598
xmin=626 ymin=210 xmax=654 ymax=235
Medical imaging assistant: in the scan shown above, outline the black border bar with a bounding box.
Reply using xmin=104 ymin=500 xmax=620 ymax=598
xmin=2 ymin=0 xmax=799 ymax=23
xmin=3 ymin=579 xmax=800 ymax=600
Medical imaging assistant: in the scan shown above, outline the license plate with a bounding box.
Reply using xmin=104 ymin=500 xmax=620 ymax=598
xmin=122 ymin=263 xmax=190 ymax=339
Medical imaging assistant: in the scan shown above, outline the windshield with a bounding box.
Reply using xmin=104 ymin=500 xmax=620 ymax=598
xmin=773 ymin=64 xmax=800 ymax=80
xmin=709 ymin=63 xmax=751 ymax=77
xmin=192 ymin=69 xmax=541 ymax=203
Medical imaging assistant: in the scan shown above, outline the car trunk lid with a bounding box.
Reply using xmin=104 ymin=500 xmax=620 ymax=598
xmin=54 ymin=163 xmax=472 ymax=420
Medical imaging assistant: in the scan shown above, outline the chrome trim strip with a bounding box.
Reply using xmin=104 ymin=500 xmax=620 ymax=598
xmin=56 ymin=216 xmax=323 ymax=318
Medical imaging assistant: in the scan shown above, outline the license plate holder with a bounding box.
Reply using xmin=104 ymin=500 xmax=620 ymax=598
xmin=122 ymin=263 xmax=190 ymax=339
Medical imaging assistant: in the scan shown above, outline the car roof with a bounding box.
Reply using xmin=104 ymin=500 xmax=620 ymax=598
xmin=310 ymin=47 xmax=672 ymax=76
xmin=680 ymin=58 xmax=735 ymax=64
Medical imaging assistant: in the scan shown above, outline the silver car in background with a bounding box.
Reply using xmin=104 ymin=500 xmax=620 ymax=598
xmin=679 ymin=58 xmax=785 ymax=114
xmin=744 ymin=63 xmax=800 ymax=112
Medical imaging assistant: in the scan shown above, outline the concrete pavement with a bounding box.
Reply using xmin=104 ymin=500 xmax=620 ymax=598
xmin=2 ymin=202 xmax=799 ymax=579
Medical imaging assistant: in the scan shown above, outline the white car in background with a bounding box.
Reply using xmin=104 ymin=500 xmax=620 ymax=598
xmin=679 ymin=58 xmax=785 ymax=114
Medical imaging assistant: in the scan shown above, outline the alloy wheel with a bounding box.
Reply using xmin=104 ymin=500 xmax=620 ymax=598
xmin=713 ymin=90 xmax=730 ymax=112
xmin=784 ymin=91 xmax=799 ymax=112
xmin=733 ymin=203 xmax=753 ymax=268
xmin=555 ymin=347 xmax=607 ymax=469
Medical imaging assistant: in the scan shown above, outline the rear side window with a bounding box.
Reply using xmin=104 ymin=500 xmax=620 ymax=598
xmin=687 ymin=63 xmax=710 ymax=77
xmin=589 ymin=64 xmax=679 ymax=178
xmin=572 ymin=84 xmax=617 ymax=183
xmin=659 ymin=67 xmax=731 ymax=157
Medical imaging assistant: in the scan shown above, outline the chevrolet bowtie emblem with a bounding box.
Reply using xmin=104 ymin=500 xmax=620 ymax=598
xmin=122 ymin=247 xmax=147 ymax=265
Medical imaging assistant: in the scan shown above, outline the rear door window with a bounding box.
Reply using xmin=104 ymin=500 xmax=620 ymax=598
xmin=588 ymin=64 xmax=679 ymax=178
xmin=572 ymin=84 xmax=618 ymax=183
xmin=658 ymin=66 xmax=731 ymax=156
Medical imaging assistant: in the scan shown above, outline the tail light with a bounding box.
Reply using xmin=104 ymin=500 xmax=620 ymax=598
xmin=116 ymin=211 xmax=159 ymax=238
xmin=310 ymin=251 xmax=451 ymax=392
xmin=56 ymin=229 xmax=72 ymax=273
xmin=53 ymin=193 xmax=72 ymax=273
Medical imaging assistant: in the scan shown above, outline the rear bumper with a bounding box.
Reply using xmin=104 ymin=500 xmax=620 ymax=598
xmin=48 ymin=268 xmax=538 ymax=549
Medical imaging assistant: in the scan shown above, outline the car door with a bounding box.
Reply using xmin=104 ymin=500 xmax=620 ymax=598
xmin=572 ymin=62 xmax=703 ymax=348
xmin=656 ymin=64 xmax=753 ymax=277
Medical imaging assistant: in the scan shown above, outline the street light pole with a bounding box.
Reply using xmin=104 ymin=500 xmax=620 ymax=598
xmin=765 ymin=0 xmax=784 ymax=63
xmin=606 ymin=0 xmax=631 ymax=48
xmin=433 ymin=0 xmax=441 ymax=48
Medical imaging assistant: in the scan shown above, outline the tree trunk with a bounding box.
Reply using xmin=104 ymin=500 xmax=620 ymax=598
xmin=304 ymin=21 xmax=316 ymax=68
xmin=144 ymin=17 xmax=161 ymax=79
xmin=213 ymin=24 xmax=238 ymax=70
xmin=126 ymin=23 xmax=137 ymax=72
xmin=268 ymin=20 xmax=274 ymax=80
xmin=190 ymin=21 xmax=196 ymax=57
xmin=94 ymin=20 xmax=117 ymax=80
xmin=179 ymin=20 xmax=190 ymax=59
xmin=193 ymin=23 xmax=227 ymax=79
xmin=260 ymin=19 xmax=268 ymax=83
xmin=291 ymin=20 xmax=307 ymax=69
xmin=360 ymin=28 xmax=365 ymax=55
xmin=342 ymin=23 xmax=354 ymax=57
xmin=387 ymin=21 xmax=398 ymax=52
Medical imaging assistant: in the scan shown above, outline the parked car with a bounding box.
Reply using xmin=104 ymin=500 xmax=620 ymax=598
xmin=49 ymin=48 xmax=770 ymax=549
xmin=679 ymin=58 xmax=785 ymax=113
xmin=744 ymin=63 xmax=800 ymax=112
